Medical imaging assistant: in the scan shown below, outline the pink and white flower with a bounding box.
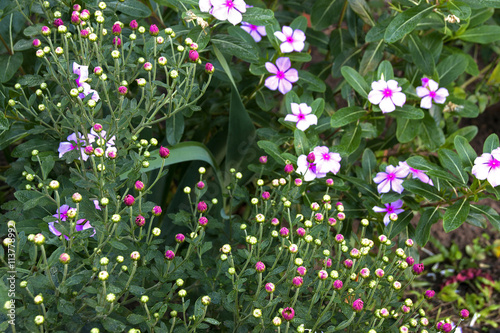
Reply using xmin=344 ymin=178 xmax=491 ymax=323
xmin=373 ymin=164 xmax=409 ymax=194
xmin=210 ymin=0 xmax=246 ymax=25
xmin=368 ymin=79 xmax=406 ymax=113
xmin=199 ymin=0 xmax=213 ymax=12
xmin=313 ymin=146 xmax=341 ymax=174
xmin=398 ymin=161 xmax=433 ymax=185
xmin=49 ymin=204 xmax=95 ymax=239
xmin=296 ymin=153 xmax=325 ymax=181
xmin=416 ymin=78 xmax=449 ymax=109
xmin=265 ymin=57 xmax=298 ymax=95
xmin=274 ymin=26 xmax=305 ymax=53
xmin=373 ymin=200 xmax=404 ymax=226
xmin=284 ymin=103 xmax=317 ymax=131
xmin=472 ymin=147 xmax=500 ymax=187
xmin=241 ymin=22 xmax=266 ymax=42
xmin=58 ymin=132 xmax=95 ymax=161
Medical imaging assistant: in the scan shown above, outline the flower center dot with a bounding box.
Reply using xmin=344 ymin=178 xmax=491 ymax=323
xmin=387 ymin=173 xmax=395 ymax=180
xmin=287 ymin=36 xmax=294 ymax=43
xmin=488 ymin=157 xmax=500 ymax=169
xmin=323 ymin=153 xmax=330 ymax=161
xmin=276 ymin=71 xmax=285 ymax=79
xmin=225 ymin=0 xmax=234 ymax=8
xmin=382 ymin=88 xmax=393 ymax=98
xmin=429 ymin=91 xmax=436 ymax=98
xmin=297 ymin=113 xmax=305 ymax=120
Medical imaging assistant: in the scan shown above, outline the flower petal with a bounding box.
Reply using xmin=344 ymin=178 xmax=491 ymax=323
xmin=420 ymin=96 xmax=433 ymax=109
xmin=379 ymin=97 xmax=396 ymax=113
xmin=391 ymin=92 xmax=406 ymax=107
xmin=427 ymin=79 xmax=439 ymax=92
xmin=391 ymin=179 xmax=405 ymax=194
xmin=265 ymin=75 xmax=279 ymax=91
xmin=280 ymin=42 xmax=295 ymax=53
xmin=295 ymin=119 xmax=310 ymax=131
xmin=299 ymin=103 xmax=312 ymax=114
xmin=377 ymin=179 xmax=391 ymax=193
xmin=487 ymin=166 xmax=500 ymax=187
xmin=368 ymin=90 xmax=384 ymax=105
xmin=276 ymin=57 xmax=291 ymax=71
xmin=371 ymin=79 xmax=387 ymax=91
xmin=256 ymin=26 xmax=266 ymax=36
xmin=274 ymin=31 xmax=286 ymax=42
xmin=386 ymin=80 xmax=401 ymax=92
xmin=282 ymin=26 xmax=293 ymax=37
xmin=284 ymin=68 xmax=299 ymax=82
xmin=284 ymin=114 xmax=299 ymax=123
xmin=373 ymin=205 xmax=387 ymax=213
xmin=416 ymin=86 xmax=429 ymax=98
xmin=434 ymin=88 xmax=449 ymax=104
xmin=250 ymin=30 xmax=262 ymax=42
xmin=211 ymin=5 xmax=229 ymax=20
xmin=292 ymin=41 xmax=305 ymax=52
xmin=373 ymin=172 xmax=388 ymax=184
xmin=278 ymin=78 xmax=293 ymax=94
xmin=292 ymin=29 xmax=305 ymax=42
xmin=227 ymin=8 xmax=243 ymax=25
xmin=265 ymin=62 xmax=278 ymax=74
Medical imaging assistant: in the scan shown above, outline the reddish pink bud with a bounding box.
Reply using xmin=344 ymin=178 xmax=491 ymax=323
xmin=413 ymin=263 xmax=424 ymax=275
xmin=135 ymin=215 xmax=145 ymax=227
xmin=343 ymin=259 xmax=353 ymax=268
xmin=255 ymin=261 xmax=265 ymax=273
xmin=112 ymin=23 xmax=122 ymax=35
xmin=292 ymin=276 xmax=303 ymax=287
xmin=333 ymin=279 xmax=343 ymax=290
xmin=135 ymin=180 xmax=145 ymax=191
xmin=352 ymin=299 xmax=364 ymax=312
xmin=112 ymin=37 xmax=122 ymax=47
xmin=284 ymin=164 xmax=294 ymax=174
xmin=460 ymin=309 xmax=469 ymax=319
xmin=152 ymin=206 xmax=162 ymax=216
xmin=261 ymin=191 xmax=270 ymax=200
xmin=296 ymin=227 xmax=305 ymax=237
xmin=279 ymin=227 xmax=289 ymax=237
xmin=259 ymin=155 xmax=267 ymax=164
xmin=326 ymin=178 xmax=334 ymax=186
xmin=282 ymin=307 xmax=294 ymax=321
xmin=424 ymin=289 xmax=435 ymax=299
xmin=197 ymin=201 xmax=207 ymax=213
xmin=84 ymin=146 xmax=94 ymax=155
xmin=165 ymin=250 xmax=175 ymax=260
xmin=205 ymin=62 xmax=214 ymax=74
xmin=297 ymin=266 xmax=306 ymax=276
xmin=73 ymin=4 xmax=81 ymax=11
xmin=71 ymin=13 xmax=81 ymax=25
xmin=307 ymin=152 xmax=315 ymax=163
xmin=159 ymin=146 xmax=170 ymax=158
xmin=175 ymin=233 xmax=185 ymax=243
xmin=93 ymin=123 xmax=103 ymax=132
xmin=33 ymin=39 xmax=41 ymax=48
xmin=53 ymin=19 xmax=64 ymax=27
xmin=405 ymin=256 xmax=415 ymax=266
xmin=328 ymin=218 xmax=337 ymax=226
xmin=129 ymin=20 xmax=138 ymax=30
xmin=198 ymin=216 xmax=208 ymax=226
xmin=149 ymin=24 xmax=159 ymax=36
xmin=196 ymin=181 xmax=205 ymax=189
xmin=80 ymin=29 xmax=89 ymax=38
xmin=123 ymin=194 xmax=135 ymax=206
xmin=442 ymin=323 xmax=452 ymax=333
xmin=271 ymin=218 xmax=279 ymax=225
xmin=188 ymin=50 xmax=199 ymax=62
xmin=323 ymin=258 xmax=332 ymax=268
xmin=118 ymin=86 xmax=127 ymax=96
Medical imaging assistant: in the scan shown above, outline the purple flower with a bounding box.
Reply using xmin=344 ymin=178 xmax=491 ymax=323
xmin=211 ymin=0 xmax=247 ymax=25
xmin=274 ymin=26 xmax=306 ymax=53
xmin=373 ymin=165 xmax=409 ymax=194
xmin=368 ymin=79 xmax=406 ymax=113
xmin=284 ymin=103 xmax=317 ymax=131
xmin=373 ymin=200 xmax=404 ymax=226
xmin=197 ymin=201 xmax=208 ymax=213
xmin=58 ymin=132 xmax=94 ymax=161
xmin=159 ymin=146 xmax=170 ymax=158
xmin=313 ymin=146 xmax=341 ymax=175
xmin=460 ymin=309 xmax=470 ymax=319
xmin=398 ymin=161 xmax=433 ymax=186
xmin=472 ymin=147 xmax=500 ymax=187
xmin=416 ymin=78 xmax=449 ymax=109
xmin=265 ymin=57 xmax=298 ymax=95
xmin=79 ymin=83 xmax=100 ymax=101
xmin=49 ymin=205 xmax=95 ymax=239
xmin=240 ymin=22 xmax=266 ymax=42
xmin=73 ymin=62 xmax=88 ymax=87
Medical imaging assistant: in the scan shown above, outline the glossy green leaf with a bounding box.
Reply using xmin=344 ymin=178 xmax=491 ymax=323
xmin=108 ymin=0 xmax=151 ymax=17
xmin=438 ymin=148 xmax=468 ymax=184
xmin=389 ymin=105 xmax=424 ymax=119
xmin=341 ymin=66 xmax=370 ymax=98
xmin=469 ymin=7 xmax=494 ymax=27
xmin=419 ymin=113 xmax=445 ymax=150
xmin=212 ymin=44 xmax=237 ymax=88
xmin=365 ymin=18 xmax=391 ymax=42
xmin=470 ymin=205 xmax=500 ymax=231
xmin=408 ymin=34 xmax=435 ymax=76
xmin=211 ymin=35 xmax=259 ymax=63
xmin=13 ymin=39 xmax=33 ymax=51
xmin=445 ymin=97 xmax=479 ymax=118
xmin=311 ymin=98 xmax=325 ymax=117
xmin=298 ymin=70 xmax=326 ymax=92
xmin=0 ymin=112 xmax=8 ymax=131
xmin=348 ymin=0 xmax=375 ymax=26
xmin=290 ymin=15 xmax=308 ymax=32
xmin=443 ymin=126 xmax=478 ymax=148
xmin=389 ymin=211 xmax=413 ymax=239
xmin=18 ymin=74 xmax=44 ymax=87
xmin=403 ymin=179 xmax=444 ymax=202
xmin=377 ymin=60 xmax=394 ymax=80
xmin=384 ymin=3 xmax=435 ymax=43
xmin=311 ymin=0 xmax=344 ymax=31
xmin=0 ymin=54 xmax=23 ymax=83
xmin=362 ymin=148 xmax=376 ymax=180
xmin=443 ymin=198 xmax=470 ymax=232
xmin=406 ymin=155 xmax=439 ymax=171
xmin=338 ymin=124 xmax=362 ymax=155
xmin=242 ymin=7 xmax=275 ymax=26
xmin=458 ymin=0 xmax=500 ymax=8
xmin=359 ymin=40 xmax=385 ymax=76
xmin=458 ymin=25 xmax=500 ymax=44
xmin=454 ymin=135 xmax=477 ymax=168
xmin=165 ymin=113 xmax=184 ymax=145
xmin=102 ymin=317 xmax=127 ymax=333
xmin=257 ymin=141 xmax=284 ymax=163
xmin=331 ymin=106 xmax=366 ymax=127
xmin=294 ymin=130 xmax=309 ymax=156
xmin=483 ymin=133 xmax=499 ymax=153
xmin=448 ymin=1 xmax=471 ymax=20
xmin=437 ymin=54 xmax=468 ymax=87
xmin=396 ymin=118 xmax=420 ymax=143
xmin=415 ymin=207 xmax=441 ymax=246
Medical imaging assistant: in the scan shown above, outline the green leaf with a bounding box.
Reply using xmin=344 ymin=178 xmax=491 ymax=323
xmin=165 ymin=113 xmax=184 ymax=145
xmin=228 ymin=26 xmax=258 ymax=52
xmin=102 ymin=317 xmax=127 ymax=333
xmin=458 ymin=25 xmax=500 ymax=44
xmin=242 ymin=7 xmax=275 ymax=26
xmin=330 ymin=106 xmax=366 ymax=127
xmin=458 ymin=0 xmax=500 ymax=9
xmin=406 ymin=155 xmax=439 ymax=171
xmin=0 ymin=54 xmax=23 ymax=83
xmin=388 ymin=104 xmax=424 ymax=119
xmin=13 ymin=39 xmax=33 ymax=51
xmin=204 ymin=318 xmax=221 ymax=326
xmin=108 ymin=0 xmax=151 ymax=17
xmin=408 ymin=34 xmax=435 ymax=76
xmin=311 ymin=0 xmax=344 ymax=31
xmin=366 ymin=18 xmax=391 ymax=42
xmin=341 ymin=66 xmax=370 ymax=98
xmin=212 ymin=44 xmax=237 ymax=88
xmin=415 ymin=207 xmax=441 ymax=246
xmin=18 ymin=74 xmax=44 ymax=87
xmin=403 ymin=179 xmax=444 ymax=201
xmin=384 ymin=3 xmax=435 ymax=43
xmin=257 ymin=141 xmax=284 ymax=163
xmin=290 ymin=16 xmax=308 ymax=32
xmin=348 ymin=0 xmax=375 ymax=26
xmin=294 ymin=129 xmax=309 ymax=156
xmin=212 ymin=35 xmax=259 ymax=63
xmin=362 ymin=148 xmax=376 ymax=180
xmin=396 ymin=118 xmax=420 ymax=143
xmin=443 ymin=126 xmax=477 ymax=148
xmin=389 ymin=211 xmax=413 ymax=239
xmin=437 ymin=54 xmax=468 ymax=87
xmin=445 ymin=96 xmax=479 ymax=118
xmin=454 ymin=135 xmax=477 ymax=168
xmin=0 ymin=112 xmax=9 ymax=131
xmin=470 ymin=205 xmax=500 ymax=231
xmin=359 ymin=40 xmax=385 ymax=76
xmin=23 ymin=24 xmax=45 ymax=37
xmin=338 ymin=124 xmax=362 ymax=155
xmin=127 ymin=314 xmax=145 ymax=325
xmin=483 ymin=133 xmax=499 ymax=153
xmin=255 ymin=90 xmax=274 ymax=111
xmin=438 ymin=148 xmax=468 ymax=184
xmin=448 ymin=1 xmax=472 ymax=20
xmin=377 ymin=60 xmax=394 ymax=80
xmin=469 ymin=7 xmax=494 ymax=27
xmin=298 ymin=70 xmax=326 ymax=92
xmin=419 ymin=113 xmax=444 ymax=150
xmin=443 ymin=198 xmax=470 ymax=232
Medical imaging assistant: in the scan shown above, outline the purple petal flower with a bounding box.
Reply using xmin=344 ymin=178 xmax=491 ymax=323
xmin=211 ymin=0 xmax=246 ymax=25
xmin=58 ymin=132 xmax=92 ymax=161
xmin=296 ymin=154 xmax=319 ymax=181
xmin=265 ymin=57 xmax=298 ymax=95
xmin=49 ymin=205 xmax=96 ymax=239
xmin=241 ymin=22 xmax=266 ymax=42
xmin=416 ymin=78 xmax=449 ymax=109
xmin=284 ymin=103 xmax=317 ymax=131
xmin=274 ymin=26 xmax=306 ymax=53
xmin=399 ymin=161 xmax=433 ymax=186
xmin=75 ymin=219 xmax=96 ymax=236
xmin=73 ymin=62 xmax=88 ymax=87
xmin=312 ymin=146 xmax=341 ymax=174
xmin=368 ymin=79 xmax=406 ymax=113
xmin=472 ymin=147 xmax=500 ymax=187
xmin=373 ymin=200 xmax=404 ymax=225
xmin=53 ymin=204 xmax=70 ymax=222
xmin=373 ymin=164 xmax=409 ymax=194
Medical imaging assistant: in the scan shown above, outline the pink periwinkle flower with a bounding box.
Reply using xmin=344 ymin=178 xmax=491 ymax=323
xmin=373 ymin=200 xmax=404 ymax=226
xmin=313 ymin=146 xmax=341 ymax=175
xmin=413 ymin=263 xmax=424 ymax=275
xmin=152 ymin=206 xmax=162 ymax=216
xmin=210 ymin=0 xmax=247 ymax=25
xmin=285 ymin=103 xmax=317 ymax=131
xmin=123 ymin=194 xmax=135 ymax=206
xmin=189 ymin=50 xmax=199 ymax=62
xmin=460 ymin=309 xmax=469 ymax=319
xmin=175 ymin=233 xmax=185 ymax=243
xmin=297 ymin=266 xmax=307 ymax=276
xmin=199 ymin=0 xmax=213 ymax=12
xmin=398 ymin=161 xmax=433 ymax=186
xmin=296 ymin=227 xmax=306 ymax=237
xmin=112 ymin=23 xmax=122 ymax=35
xmin=198 ymin=216 xmax=208 ymax=226
xmin=53 ymin=19 xmax=64 ymax=27
xmin=472 ymin=147 xmax=500 ymax=187
xmin=282 ymin=307 xmax=295 ymax=321
xmin=368 ymin=78 xmax=406 ymax=113
xmin=130 ymin=20 xmax=138 ymax=30
xmin=58 ymin=132 xmax=95 ymax=161
xmin=255 ymin=261 xmax=265 ymax=273
xmin=135 ymin=215 xmax=146 ymax=227
xmin=159 ymin=146 xmax=170 ymax=158
xmin=241 ymin=22 xmax=267 ymax=42
xmin=265 ymin=282 xmax=275 ymax=293
xmin=416 ymin=78 xmax=449 ymax=109
xmin=205 ymin=62 xmax=215 ymax=74
xmin=197 ymin=201 xmax=208 ymax=213
xmin=73 ymin=62 xmax=89 ymax=87
xmin=49 ymin=205 xmax=95 ymax=239
xmin=265 ymin=57 xmax=298 ymax=95
xmin=259 ymin=155 xmax=267 ymax=164
xmin=333 ymin=279 xmax=343 ymax=290
xmin=149 ymin=24 xmax=159 ymax=36
xmin=352 ymin=298 xmax=364 ymax=312
xmin=296 ymin=154 xmax=322 ymax=181
xmin=374 ymin=164 xmax=408 ymax=194
xmin=274 ymin=26 xmax=306 ymax=53
xmin=279 ymin=227 xmax=289 ymax=237
xmin=165 ymin=250 xmax=175 ymax=260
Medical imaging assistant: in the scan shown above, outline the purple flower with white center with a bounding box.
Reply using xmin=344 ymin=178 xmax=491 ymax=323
xmin=373 ymin=164 xmax=409 ymax=194
xmin=58 ymin=132 xmax=94 ymax=161
xmin=73 ymin=62 xmax=88 ymax=87
xmin=49 ymin=205 xmax=95 ymax=239
xmin=373 ymin=200 xmax=404 ymax=226
xmin=240 ymin=22 xmax=266 ymax=42
xmin=265 ymin=57 xmax=299 ymax=95
xmin=416 ymin=78 xmax=449 ymax=109
xmin=284 ymin=103 xmax=317 ymax=131
xmin=472 ymin=147 xmax=500 ymax=187
xmin=274 ymin=26 xmax=306 ymax=53
xmin=313 ymin=146 xmax=341 ymax=175
xmin=210 ymin=0 xmax=246 ymax=25
xmin=368 ymin=78 xmax=406 ymax=113
xmin=398 ymin=161 xmax=433 ymax=186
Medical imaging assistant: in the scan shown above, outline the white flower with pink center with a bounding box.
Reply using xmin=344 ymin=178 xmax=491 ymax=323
xmin=210 ymin=0 xmax=246 ymax=25
xmin=313 ymin=146 xmax=341 ymax=175
xmin=368 ymin=78 xmax=406 ymax=113
xmin=373 ymin=200 xmax=404 ymax=226
xmin=373 ymin=164 xmax=409 ymax=194
xmin=416 ymin=78 xmax=449 ymax=109
xmin=398 ymin=161 xmax=433 ymax=186
xmin=284 ymin=103 xmax=317 ymax=131
xmin=274 ymin=26 xmax=305 ymax=53
xmin=472 ymin=147 xmax=500 ymax=187
xmin=241 ymin=22 xmax=266 ymax=42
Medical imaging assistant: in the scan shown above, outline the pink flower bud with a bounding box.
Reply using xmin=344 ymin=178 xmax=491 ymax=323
xmin=84 ymin=146 xmax=94 ymax=155
xmin=333 ymin=279 xmax=343 ymax=290
xmin=413 ymin=263 xmax=424 ymax=275
xmin=196 ymin=181 xmax=205 ymax=189
xmin=442 ymin=323 xmax=452 ymax=333
xmin=112 ymin=23 xmax=122 ymax=35
xmin=81 ymin=29 xmax=89 ymax=38
xmin=152 ymin=206 xmax=162 ymax=216
xmin=271 ymin=218 xmax=279 ymax=226
xmin=123 ymin=194 xmax=135 ymax=206
xmin=318 ymin=270 xmax=328 ymax=280
xmin=326 ymin=178 xmax=334 ymax=186
xmin=159 ymin=146 xmax=170 ymax=158
xmin=401 ymin=305 xmax=410 ymax=313
xmin=71 ymin=13 xmax=81 ymax=25
xmin=294 ymin=178 xmax=302 ymax=186
xmin=265 ymin=282 xmax=275 ymax=293
xmin=112 ymin=37 xmax=121 ymax=47
xmin=282 ymin=307 xmax=294 ymax=321
xmin=292 ymin=276 xmax=303 ymax=287
xmin=352 ymin=298 xmax=364 ymax=312
xmin=328 ymin=218 xmax=337 ymax=226
xmin=33 ymin=39 xmax=41 ymax=48
xmin=53 ymin=19 xmax=64 ymax=27
xmin=375 ymin=268 xmax=384 ymax=278
xmin=118 ymin=86 xmax=127 ymax=96
xmin=197 ymin=201 xmax=207 ymax=213
xmin=149 ymin=24 xmax=159 ymax=36
xmin=307 ymin=152 xmax=315 ymax=163
xmin=296 ymin=227 xmax=305 ymax=237
xmin=135 ymin=215 xmax=145 ymax=227
xmin=41 ymin=26 xmax=51 ymax=35
xmin=198 ymin=216 xmax=208 ymax=226
xmin=259 ymin=155 xmax=267 ymax=164
xmin=188 ymin=50 xmax=199 ymax=62
xmin=255 ymin=261 xmax=265 ymax=273
xmin=165 ymin=250 xmax=175 ymax=260
xmin=405 ymin=256 xmax=414 ymax=266
xmin=343 ymin=259 xmax=353 ymax=269
xmin=129 ymin=20 xmax=138 ymax=30
xmin=323 ymin=258 xmax=332 ymax=268
xmin=424 ymin=289 xmax=435 ymax=299
xmin=205 ymin=62 xmax=214 ymax=74
xmin=175 ymin=233 xmax=185 ymax=243
xmin=279 ymin=227 xmax=289 ymax=237
xmin=337 ymin=212 xmax=346 ymax=220
xmin=59 ymin=253 xmax=71 ymax=264
xmin=73 ymin=4 xmax=81 ymax=11
xmin=135 ymin=180 xmax=145 ymax=191
xmin=93 ymin=123 xmax=103 ymax=132
xmin=296 ymin=266 xmax=306 ymax=276
xmin=460 ymin=309 xmax=469 ymax=319
xmin=335 ymin=234 xmax=344 ymax=243
xmin=284 ymin=164 xmax=294 ymax=174
xmin=261 ymin=191 xmax=270 ymax=200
